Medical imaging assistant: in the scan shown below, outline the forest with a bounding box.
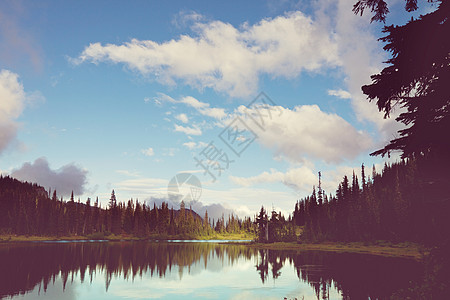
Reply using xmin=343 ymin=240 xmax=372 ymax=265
xmin=0 ymin=175 xmax=254 ymax=239
xmin=292 ymin=156 xmax=449 ymax=245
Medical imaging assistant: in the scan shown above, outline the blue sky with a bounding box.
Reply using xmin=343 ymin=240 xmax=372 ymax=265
xmin=0 ymin=0 xmax=437 ymax=218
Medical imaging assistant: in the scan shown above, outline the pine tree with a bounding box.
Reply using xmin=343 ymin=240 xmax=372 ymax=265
xmin=317 ymin=172 xmax=323 ymax=207
xmin=83 ymin=198 xmax=92 ymax=235
xmin=123 ymin=200 xmax=134 ymax=234
xmin=359 ymin=0 xmax=450 ymax=159
xmin=108 ymin=190 xmax=120 ymax=234
xmin=255 ymin=206 xmax=268 ymax=242
xmin=203 ymin=210 xmax=210 ymax=235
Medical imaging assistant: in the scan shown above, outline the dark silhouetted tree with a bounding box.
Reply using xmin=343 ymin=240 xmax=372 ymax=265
xmin=358 ymin=0 xmax=450 ymax=159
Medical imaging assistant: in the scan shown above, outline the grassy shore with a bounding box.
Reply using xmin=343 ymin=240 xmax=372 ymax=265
xmin=243 ymin=241 xmax=427 ymax=260
xmin=0 ymin=232 xmax=255 ymax=243
xmin=195 ymin=232 xmax=254 ymax=240
xmin=0 ymin=234 xmax=137 ymax=242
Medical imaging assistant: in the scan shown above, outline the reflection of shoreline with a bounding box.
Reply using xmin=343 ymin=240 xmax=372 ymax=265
xmin=0 ymin=234 xmax=425 ymax=261
xmin=240 ymin=241 xmax=425 ymax=260
xmin=0 ymin=235 xmax=424 ymax=260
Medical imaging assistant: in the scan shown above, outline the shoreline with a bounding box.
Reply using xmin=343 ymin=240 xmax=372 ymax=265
xmin=0 ymin=234 xmax=426 ymax=260
xmin=0 ymin=232 xmax=254 ymax=243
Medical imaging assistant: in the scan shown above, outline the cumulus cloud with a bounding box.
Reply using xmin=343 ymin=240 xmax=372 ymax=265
xmin=73 ymin=3 xmax=403 ymax=144
xmin=175 ymin=113 xmax=189 ymax=123
xmin=179 ymin=96 xmax=227 ymax=119
xmin=230 ymin=166 xmax=317 ymax=192
xmin=316 ymin=0 xmax=403 ymax=141
xmin=198 ymin=106 xmax=227 ymax=119
xmin=156 ymin=92 xmax=372 ymax=162
xmin=182 ymin=141 xmax=208 ymax=150
xmin=182 ymin=141 xmax=197 ymax=150
xmin=0 ymin=69 xmax=26 ymax=154
xmin=172 ymin=10 xmax=205 ymax=28
xmin=229 ymin=162 xmax=376 ymax=200
xmin=328 ymin=89 xmax=351 ymax=99
xmin=179 ymin=96 xmax=208 ymax=109
xmin=141 ymin=147 xmax=154 ymax=156
xmin=10 ymin=157 xmax=88 ymax=196
xmin=155 ymin=93 xmax=227 ymax=120
xmin=174 ymin=124 xmax=202 ymax=136
xmin=74 ymin=11 xmax=340 ymax=97
xmin=233 ymin=104 xmax=372 ymax=163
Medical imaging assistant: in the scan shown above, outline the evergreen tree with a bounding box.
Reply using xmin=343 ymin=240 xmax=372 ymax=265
xmin=255 ymin=206 xmax=268 ymax=242
xmin=123 ymin=200 xmax=134 ymax=234
xmin=358 ymin=0 xmax=450 ymax=159
xmin=203 ymin=210 xmax=210 ymax=235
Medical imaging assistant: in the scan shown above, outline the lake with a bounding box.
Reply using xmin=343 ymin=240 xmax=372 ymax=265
xmin=0 ymin=241 xmax=423 ymax=299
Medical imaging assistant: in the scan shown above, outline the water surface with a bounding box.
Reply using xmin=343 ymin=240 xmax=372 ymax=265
xmin=0 ymin=241 xmax=423 ymax=299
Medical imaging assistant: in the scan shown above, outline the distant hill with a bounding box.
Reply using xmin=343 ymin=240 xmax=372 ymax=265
xmin=173 ymin=208 xmax=202 ymax=221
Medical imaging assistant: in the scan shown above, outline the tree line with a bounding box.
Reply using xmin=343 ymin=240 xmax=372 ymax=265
xmin=292 ymin=155 xmax=450 ymax=245
xmin=0 ymin=175 xmax=254 ymax=238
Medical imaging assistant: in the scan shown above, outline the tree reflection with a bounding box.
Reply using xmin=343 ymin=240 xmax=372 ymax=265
xmin=255 ymin=249 xmax=269 ymax=283
xmin=0 ymin=242 xmax=422 ymax=299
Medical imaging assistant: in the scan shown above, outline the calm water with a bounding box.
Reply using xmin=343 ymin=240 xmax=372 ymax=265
xmin=0 ymin=241 xmax=423 ymax=300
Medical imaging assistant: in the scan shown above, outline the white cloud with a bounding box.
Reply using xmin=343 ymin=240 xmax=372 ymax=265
xmin=230 ymin=166 xmax=317 ymax=192
xmin=155 ymin=93 xmax=227 ymax=120
xmin=141 ymin=147 xmax=154 ymax=156
xmin=172 ymin=11 xmax=205 ymax=28
xmin=74 ymin=11 xmax=340 ymax=97
xmin=0 ymin=70 xmax=26 ymax=154
xmin=182 ymin=141 xmax=209 ymax=150
xmin=228 ymin=160 xmax=384 ymax=200
xmin=116 ymin=170 xmax=140 ymax=177
xmin=115 ymin=177 xmax=169 ymax=200
xmin=328 ymin=88 xmax=351 ymax=99
xmin=179 ymin=96 xmax=227 ymax=119
xmin=117 ymin=177 xmax=168 ymax=190
xmin=115 ymin=173 xmax=297 ymax=217
xmin=199 ymin=106 xmax=226 ymax=119
xmin=234 ymin=104 xmax=373 ymax=163
xmin=182 ymin=141 xmax=196 ymax=149
xmin=174 ymin=124 xmax=202 ymax=136
xmin=175 ymin=113 xmax=189 ymax=123
xmin=316 ymin=0 xmax=403 ymax=142
xmin=179 ymin=96 xmax=209 ymax=109
xmin=322 ymin=165 xmax=360 ymax=193
xmin=202 ymin=187 xmax=295 ymax=217
xmin=74 ymin=3 xmax=403 ymax=147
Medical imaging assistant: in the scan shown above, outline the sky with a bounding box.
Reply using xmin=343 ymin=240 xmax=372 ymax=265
xmin=0 ymin=0 xmax=438 ymax=219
